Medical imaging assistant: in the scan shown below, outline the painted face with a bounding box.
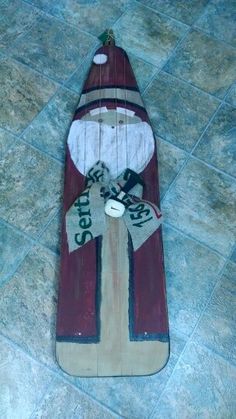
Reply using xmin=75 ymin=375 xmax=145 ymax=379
xmin=67 ymin=107 xmax=155 ymax=179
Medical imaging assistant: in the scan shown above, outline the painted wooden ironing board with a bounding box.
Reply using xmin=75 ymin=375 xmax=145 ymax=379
xmin=56 ymin=30 xmax=169 ymax=377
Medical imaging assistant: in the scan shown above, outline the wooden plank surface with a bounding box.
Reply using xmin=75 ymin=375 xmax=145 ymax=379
xmin=56 ymin=44 xmax=169 ymax=377
xmin=57 ymin=218 xmax=168 ymax=376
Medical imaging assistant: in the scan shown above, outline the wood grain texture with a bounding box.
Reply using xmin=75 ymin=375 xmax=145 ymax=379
xmin=56 ymin=44 xmax=169 ymax=376
xmin=57 ymin=218 xmax=168 ymax=376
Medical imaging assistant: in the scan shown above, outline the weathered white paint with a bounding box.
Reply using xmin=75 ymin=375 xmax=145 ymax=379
xmin=116 ymin=107 xmax=135 ymax=117
xmin=67 ymin=119 xmax=155 ymax=178
xmin=79 ymin=88 xmax=144 ymax=108
xmin=93 ymin=53 xmax=108 ymax=64
xmin=90 ymin=106 xmax=108 ymax=116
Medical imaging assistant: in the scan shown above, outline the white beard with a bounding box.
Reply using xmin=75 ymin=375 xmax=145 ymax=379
xmin=67 ymin=120 xmax=155 ymax=179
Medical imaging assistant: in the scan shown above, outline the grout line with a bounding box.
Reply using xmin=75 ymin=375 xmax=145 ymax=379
xmin=188 ymin=245 xmax=235 ymax=344
xmin=148 ymin=336 xmax=190 ymax=419
xmin=163 ymin=221 xmax=227 ymax=260
xmin=189 ymin=154 xmax=236 ymax=181
xmin=3 ymin=53 xmax=62 ymax=87
xmin=161 ymin=100 xmax=224 ymax=202
xmin=0 ymin=217 xmax=36 ymax=242
xmin=65 ymin=44 xmax=99 ymax=91
xmin=160 ymin=69 xmax=222 ymax=104
xmin=142 ymin=27 xmax=192 ymax=96
xmin=62 ymin=39 xmax=99 ymax=86
xmin=2 ymin=7 xmax=232 ymax=130
xmin=163 ymin=65 xmax=235 ymax=105
xmin=4 ymin=23 xmax=97 ymax=89
xmin=0 ymin=216 xmax=61 ymax=255
xmin=16 ymin=82 xmax=78 ymax=141
xmin=0 ymin=215 xmax=60 ymax=289
xmin=192 ymin=25 xmax=236 ymax=52
xmin=142 ymin=67 xmax=163 ymax=96
xmin=47 ymin=375 xmax=122 ymax=419
xmin=135 ymin=0 xmax=236 ymax=52
xmin=228 ymin=242 xmax=236 ymax=263
xmin=3 ymin=0 xmax=234 ymax=111
xmin=189 ymin=0 xmax=212 ymax=24
xmin=156 ymin=133 xmax=189 ymax=154
xmin=28 ymin=376 xmax=58 ymax=419
xmin=221 ymin=80 xmax=236 ymax=104
xmin=149 ymin=253 xmax=235 ymax=419
xmin=21 ymin=0 xmax=132 ymax=47
xmin=191 ymin=339 xmax=236 ymax=369
xmin=224 ymin=83 xmax=236 ymax=105
xmin=149 ymin=327 xmax=236 ymax=419
xmin=4 ymin=53 xmax=63 ymax=91
xmin=0 ymin=245 xmax=34 ymax=289
xmin=0 ymin=6 xmax=44 ymax=50
xmin=157 ymin=134 xmax=236 ymax=182
xmin=189 ymin=103 xmax=224 ymax=155
xmin=18 ymin=136 xmax=65 ymax=165
xmin=0 ymin=221 xmax=35 ymax=287
xmin=145 ymin=2 xmax=234 ymax=410
xmin=1 ymin=4 xmax=235 ymax=418
xmin=0 ymin=332 xmax=121 ymax=418
xmin=134 ymin=0 xmax=190 ymax=28
xmin=20 ymin=0 xmax=99 ymax=41
xmin=128 ymin=50 xmax=160 ymax=69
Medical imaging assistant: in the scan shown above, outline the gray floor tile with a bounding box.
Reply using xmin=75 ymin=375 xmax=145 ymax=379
xmin=230 ymin=247 xmax=236 ymax=264
xmin=0 ymin=221 xmax=32 ymax=285
xmin=225 ymin=84 xmax=236 ymax=107
xmin=157 ymin=138 xmax=188 ymax=199
xmin=39 ymin=210 xmax=62 ymax=255
xmin=0 ymin=245 xmax=59 ymax=368
xmin=163 ymin=225 xmax=225 ymax=336
xmin=143 ymin=71 xmax=219 ymax=151
xmin=0 ymin=0 xmax=235 ymax=415
xmin=70 ymin=332 xmax=186 ymax=419
xmin=22 ymin=88 xmax=79 ymax=161
xmin=114 ymin=3 xmax=188 ymax=67
xmin=152 ymin=341 xmax=236 ymax=419
xmin=193 ymin=261 xmax=236 ymax=365
xmin=66 ymin=49 xmax=96 ymax=94
xmin=0 ymin=58 xmax=58 ymax=134
xmin=23 ymin=0 xmax=51 ymax=12
xmin=0 ymin=0 xmax=42 ymax=52
xmin=0 ymin=141 xmax=63 ymax=237
xmin=0 ymin=336 xmax=54 ymax=419
xmin=194 ymin=104 xmax=236 ymax=177
xmin=164 ymin=29 xmax=236 ymax=99
xmin=138 ymin=0 xmax=208 ymax=25
xmin=162 ymin=158 xmax=236 ymax=256
xmin=0 ymin=128 xmax=17 ymax=159
xmin=9 ymin=15 xmax=96 ymax=82
xmin=47 ymin=0 xmax=132 ymax=36
xmin=128 ymin=54 xmax=158 ymax=93
xmin=195 ymin=0 xmax=236 ymax=47
xmin=32 ymin=379 xmax=116 ymax=419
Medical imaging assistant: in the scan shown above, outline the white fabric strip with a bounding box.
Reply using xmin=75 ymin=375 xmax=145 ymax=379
xmin=78 ymin=88 xmax=144 ymax=108
xmin=90 ymin=107 xmax=108 ymax=116
xmin=116 ymin=107 xmax=135 ymax=117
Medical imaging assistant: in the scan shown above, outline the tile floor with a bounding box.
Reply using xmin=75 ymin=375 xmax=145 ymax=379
xmin=0 ymin=0 xmax=235 ymax=418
